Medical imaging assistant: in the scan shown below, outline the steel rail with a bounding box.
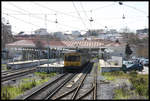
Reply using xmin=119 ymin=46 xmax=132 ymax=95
xmin=77 ymin=86 xmax=94 ymax=100
xmin=71 ymin=63 xmax=92 ymax=100
xmin=93 ymin=63 xmax=97 ymax=100
xmin=1 ymin=68 xmax=36 ymax=82
xmin=75 ymin=62 xmax=97 ymax=100
xmin=52 ymin=87 xmax=78 ymax=100
xmin=2 ymin=67 xmax=36 ymax=76
xmin=23 ymin=73 xmax=67 ymax=100
xmin=45 ymin=73 xmax=76 ymax=100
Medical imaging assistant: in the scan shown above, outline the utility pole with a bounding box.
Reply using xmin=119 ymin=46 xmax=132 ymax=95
xmin=89 ymin=10 xmax=94 ymax=56
xmin=45 ymin=14 xmax=47 ymax=29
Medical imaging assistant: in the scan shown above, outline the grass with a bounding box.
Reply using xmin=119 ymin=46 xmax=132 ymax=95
xmin=102 ymin=71 xmax=149 ymax=99
xmin=2 ymin=64 xmax=8 ymax=70
xmin=129 ymin=72 xmax=149 ymax=98
xmin=114 ymin=88 xmax=131 ymax=99
xmin=98 ymin=62 xmax=101 ymax=71
xmin=101 ymin=71 xmax=130 ymax=81
xmin=1 ymin=72 xmax=57 ymax=100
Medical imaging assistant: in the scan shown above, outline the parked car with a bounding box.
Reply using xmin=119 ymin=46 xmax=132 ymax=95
xmin=142 ymin=59 xmax=149 ymax=66
xmin=122 ymin=61 xmax=143 ymax=72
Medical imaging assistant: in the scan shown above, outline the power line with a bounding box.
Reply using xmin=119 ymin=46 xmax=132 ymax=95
xmin=72 ymin=2 xmax=88 ymax=30
xmin=91 ymin=3 xmax=115 ymax=11
xmin=4 ymin=3 xmax=81 ymax=30
xmin=3 ymin=13 xmax=41 ymax=28
xmin=8 ymin=2 xmax=29 ymax=13
xmin=80 ymin=2 xmax=92 ymax=29
xmin=3 ymin=7 xmax=26 ymax=14
xmin=33 ymin=2 xmax=80 ymax=19
xmin=123 ymin=3 xmax=147 ymax=15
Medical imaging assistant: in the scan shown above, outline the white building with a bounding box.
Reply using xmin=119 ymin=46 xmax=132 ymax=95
xmin=53 ymin=32 xmax=66 ymax=40
xmin=34 ymin=28 xmax=49 ymax=35
xmin=72 ymin=30 xmax=81 ymax=37
xmin=98 ymin=29 xmax=122 ymax=41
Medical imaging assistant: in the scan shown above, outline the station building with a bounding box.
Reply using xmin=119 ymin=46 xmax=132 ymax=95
xmin=5 ymin=39 xmax=126 ymax=61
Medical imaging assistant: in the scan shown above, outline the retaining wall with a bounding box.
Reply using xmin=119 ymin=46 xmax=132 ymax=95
xmin=101 ymin=67 xmax=122 ymax=72
xmin=36 ymin=67 xmax=64 ymax=73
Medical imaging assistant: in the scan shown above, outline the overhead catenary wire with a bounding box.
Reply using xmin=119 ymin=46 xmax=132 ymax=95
xmin=91 ymin=2 xmax=116 ymax=11
xmin=72 ymin=2 xmax=88 ymax=31
xmin=80 ymin=2 xmax=92 ymax=29
xmin=123 ymin=3 xmax=147 ymax=15
xmin=33 ymin=2 xmax=81 ymax=19
xmin=2 ymin=13 xmax=41 ymax=28
xmin=65 ymin=2 xmax=115 ymax=13
xmin=4 ymin=3 xmax=81 ymax=30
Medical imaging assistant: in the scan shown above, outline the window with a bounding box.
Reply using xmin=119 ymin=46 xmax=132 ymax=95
xmin=65 ymin=55 xmax=80 ymax=61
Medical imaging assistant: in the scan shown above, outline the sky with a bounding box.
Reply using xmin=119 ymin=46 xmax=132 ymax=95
xmin=2 ymin=1 xmax=149 ymax=34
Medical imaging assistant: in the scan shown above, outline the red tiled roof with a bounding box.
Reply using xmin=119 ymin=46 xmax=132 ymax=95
xmin=6 ymin=39 xmax=123 ymax=48
xmin=6 ymin=39 xmax=66 ymax=48
xmin=62 ymin=40 xmax=104 ymax=48
xmin=6 ymin=40 xmax=35 ymax=47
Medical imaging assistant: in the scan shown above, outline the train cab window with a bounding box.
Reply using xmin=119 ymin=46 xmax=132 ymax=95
xmin=65 ymin=55 xmax=80 ymax=61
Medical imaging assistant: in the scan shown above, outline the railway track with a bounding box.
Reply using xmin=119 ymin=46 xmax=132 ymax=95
xmin=21 ymin=63 xmax=92 ymax=100
xmin=1 ymin=60 xmax=59 ymax=82
xmin=49 ymin=62 xmax=95 ymax=100
xmin=1 ymin=67 xmax=36 ymax=76
xmin=77 ymin=62 xmax=97 ymax=100
xmin=2 ymin=59 xmax=58 ymax=76
xmin=1 ymin=67 xmax=36 ymax=82
xmin=22 ymin=73 xmax=75 ymax=100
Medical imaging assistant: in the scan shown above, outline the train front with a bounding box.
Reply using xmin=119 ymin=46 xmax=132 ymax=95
xmin=64 ymin=53 xmax=81 ymax=71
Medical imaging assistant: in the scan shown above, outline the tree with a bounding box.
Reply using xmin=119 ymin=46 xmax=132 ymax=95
xmin=32 ymin=35 xmax=45 ymax=61
xmin=33 ymin=35 xmax=44 ymax=49
xmin=125 ymin=43 xmax=133 ymax=60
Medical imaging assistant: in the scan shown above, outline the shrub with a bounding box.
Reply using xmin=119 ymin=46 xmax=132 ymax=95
xmin=129 ymin=74 xmax=148 ymax=97
xmin=129 ymin=71 xmax=137 ymax=78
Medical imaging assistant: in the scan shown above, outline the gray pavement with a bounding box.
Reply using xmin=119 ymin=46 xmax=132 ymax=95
xmin=138 ymin=66 xmax=149 ymax=74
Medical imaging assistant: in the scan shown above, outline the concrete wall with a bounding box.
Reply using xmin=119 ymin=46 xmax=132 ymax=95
xmin=37 ymin=67 xmax=64 ymax=73
xmin=101 ymin=67 xmax=122 ymax=72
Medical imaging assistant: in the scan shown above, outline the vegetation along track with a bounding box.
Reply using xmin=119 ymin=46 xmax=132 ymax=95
xmin=1 ymin=67 xmax=36 ymax=82
xmin=22 ymin=73 xmax=75 ymax=100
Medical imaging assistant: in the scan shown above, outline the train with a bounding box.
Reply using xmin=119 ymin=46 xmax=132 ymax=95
xmin=64 ymin=52 xmax=90 ymax=71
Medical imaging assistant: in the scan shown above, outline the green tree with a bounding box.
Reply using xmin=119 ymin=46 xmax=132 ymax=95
xmin=125 ymin=43 xmax=132 ymax=60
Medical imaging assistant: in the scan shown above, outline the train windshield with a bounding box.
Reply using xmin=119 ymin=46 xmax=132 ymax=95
xmin=65 ymin=55 xmax=80 ymax=61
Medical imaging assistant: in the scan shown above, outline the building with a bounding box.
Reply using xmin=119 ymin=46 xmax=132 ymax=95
xmin=53 ymin=32 xmax=66 ymax=40
xmin=6 ymin=39 xmax=126 ymax=60
xmin=34 ymin=28 xmax=49 ymax=35
xmin=136 ymin=28 xmax=148 ymax=34
xmin=72 ymin=30 xmax=81 ymax=37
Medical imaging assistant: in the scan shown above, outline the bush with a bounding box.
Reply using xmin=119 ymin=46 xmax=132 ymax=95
xmin=129 ymin=74 xmax=148 ymax=97
xmin=129 ymin=71 xmax=137 ymax=78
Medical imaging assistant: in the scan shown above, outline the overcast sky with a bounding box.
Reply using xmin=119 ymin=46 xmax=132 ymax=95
xmin=2 ymin=1 xmax=149 ymax=34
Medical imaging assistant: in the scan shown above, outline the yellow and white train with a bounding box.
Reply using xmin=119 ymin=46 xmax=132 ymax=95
xmin=64 ymin=52 xmax=90 ymax=71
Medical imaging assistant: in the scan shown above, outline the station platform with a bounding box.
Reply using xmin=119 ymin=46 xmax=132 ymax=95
xmin=37 ymin=60 xmax=64 ymax=73
xmin=99 ymin=56 xmax=122 ymax=72
xmin=39 ymin=61 xmax=64 ymax=67
xmin=99 ymin=59 xmax=121 ymax=68
xmin=7 ymin=59 xmax=58 ymax=69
